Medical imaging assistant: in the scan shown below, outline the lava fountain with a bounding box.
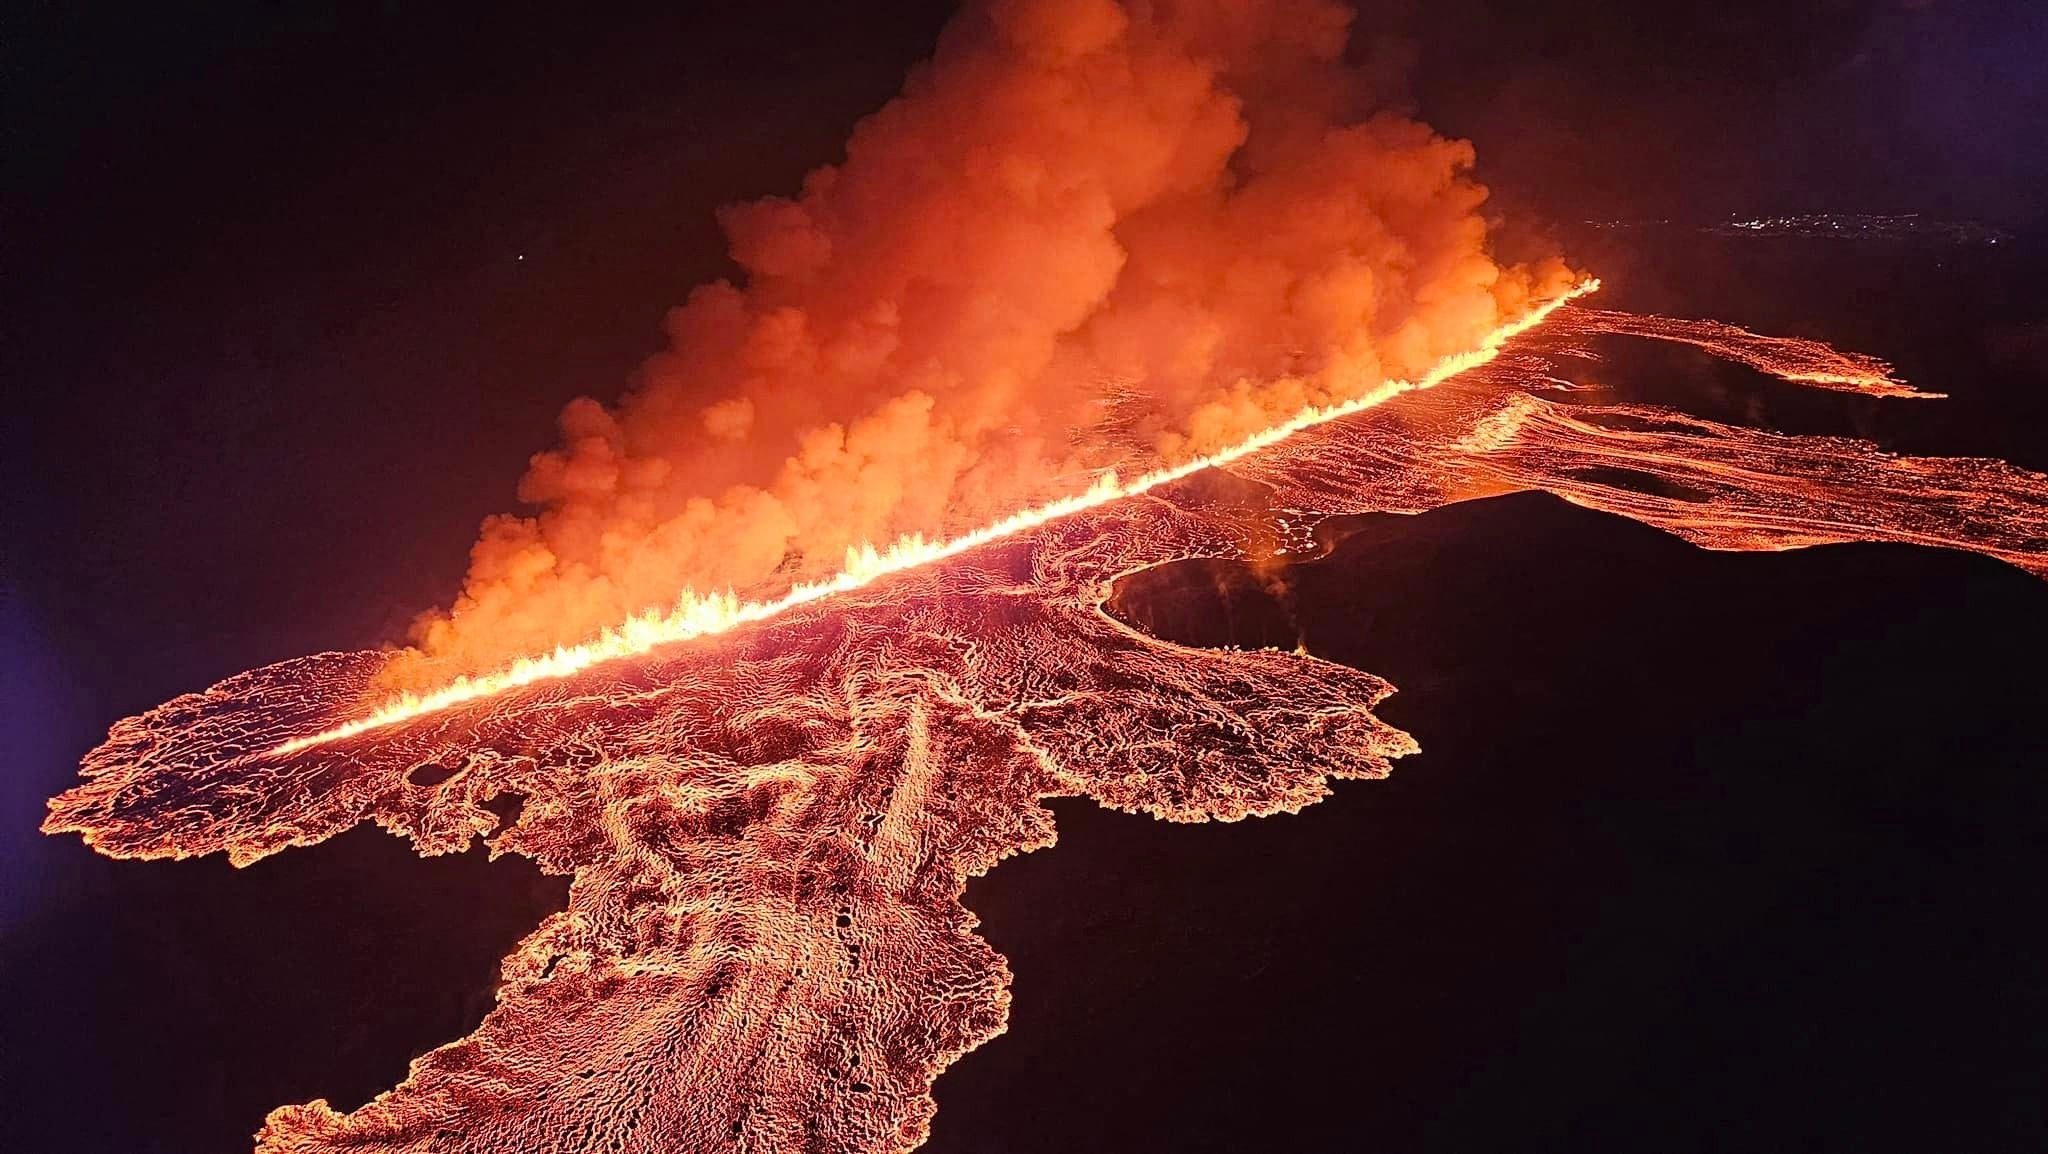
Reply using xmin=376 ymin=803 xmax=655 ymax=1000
xmin=39 ymin=1 xmax=2048 ymax=1151
xmin=42 ymin=292 xmax=2048 ymax=1154
xmin=269 ymin=280 xmax=1601 ymax=759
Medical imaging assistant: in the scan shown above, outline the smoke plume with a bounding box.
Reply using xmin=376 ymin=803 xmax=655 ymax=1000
xmin=397 ymin=0 xmax=1573 ymax=683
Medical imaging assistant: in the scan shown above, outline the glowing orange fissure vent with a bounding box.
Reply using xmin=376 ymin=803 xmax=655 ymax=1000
xmin=273 ymin=279 xmax=1604 ymax=757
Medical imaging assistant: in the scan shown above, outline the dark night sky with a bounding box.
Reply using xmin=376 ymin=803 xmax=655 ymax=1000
xmin=6 ymin=2 xmax=2047 ymax=1151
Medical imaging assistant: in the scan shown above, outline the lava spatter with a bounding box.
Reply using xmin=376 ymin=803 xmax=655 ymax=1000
xmin=44 ymin=304 xmax=2048 ymax=1153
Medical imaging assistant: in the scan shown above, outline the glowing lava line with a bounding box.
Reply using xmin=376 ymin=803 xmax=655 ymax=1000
xmin=273 ymin=280 xmax=1604 ymax=756
xmin=1561 ymin=308 xmax=1939 ymax=398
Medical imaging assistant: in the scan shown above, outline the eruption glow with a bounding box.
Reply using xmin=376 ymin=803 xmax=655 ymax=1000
xmin=39 ymin=1 xmax=2048 ymax=1151
xmin=390 ymin=0 xmax=1584 ymax=684
xmin=44 ymin=304 xmax=2048 ymax=1154
xmin=274 ymin=279 xmax=1601 ymax=757
xmin=1568 ymin=308 xmax=1943 ymax=398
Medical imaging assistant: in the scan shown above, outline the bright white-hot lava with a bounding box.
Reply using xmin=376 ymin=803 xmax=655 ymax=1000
xmin=395 ymin=0 xmax=1586 ymax=684
xmin=273 ymin=280 xmax=1603 ymax=757
xmin=44 ymin=295 xmax=2048 ymax=1154
xmin=39 ymin=3 xmax=2048 ymax=1150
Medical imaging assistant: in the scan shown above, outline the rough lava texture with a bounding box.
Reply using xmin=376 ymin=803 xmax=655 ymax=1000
xmin=45 ymin=309 xmax=2048 ymax=1153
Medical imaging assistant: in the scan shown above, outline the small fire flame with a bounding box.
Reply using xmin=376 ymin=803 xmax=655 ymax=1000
xmin=273 ymin=280 xmax=1605 ymax=757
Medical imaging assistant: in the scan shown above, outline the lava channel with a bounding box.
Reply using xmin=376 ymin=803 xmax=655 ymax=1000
xmin=44 ymin=303 xmax=2048 ymax=1154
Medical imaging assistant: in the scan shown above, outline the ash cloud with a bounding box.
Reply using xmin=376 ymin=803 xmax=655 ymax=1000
xmin=398 ymin=0 xmax=1573 ymax=682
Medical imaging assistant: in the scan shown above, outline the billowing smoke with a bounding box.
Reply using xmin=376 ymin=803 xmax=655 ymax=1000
xmin=396 ymin=0 xmax=1573 ymax=683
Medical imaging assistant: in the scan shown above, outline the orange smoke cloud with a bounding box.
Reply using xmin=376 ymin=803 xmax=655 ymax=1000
xmin=399 ymin=0 xmax=1574 ymax=683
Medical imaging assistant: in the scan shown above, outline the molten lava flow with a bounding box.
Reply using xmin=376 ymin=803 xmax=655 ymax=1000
xmin=398 ymin=0 xmax=1584 ymax=684
xmin=1560 ymin=308 xmax=1941 ymax=398
xmin=273 ymin=281 xmax=1602 ymax=758
xmin=43 ymin=295 xmax=2048 ymax=1154
xmin=35 ymin=7 xmax=2048 ymax=1153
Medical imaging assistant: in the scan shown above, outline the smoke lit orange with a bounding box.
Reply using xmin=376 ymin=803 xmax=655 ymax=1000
xmin=393 ymin=0 xmax=1585 ymax=683
xmin=44 ymin=300 xmax=2048 ymax=1153
xmin=38 ymin=1 xmax=2048 ymax=1151
xmin=274 ymin=280 xmax=1602 ymax=757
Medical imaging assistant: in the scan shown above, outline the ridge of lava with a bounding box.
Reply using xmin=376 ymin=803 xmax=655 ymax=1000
xmin=44 ymin=301 xmax=2048 ymax=1154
